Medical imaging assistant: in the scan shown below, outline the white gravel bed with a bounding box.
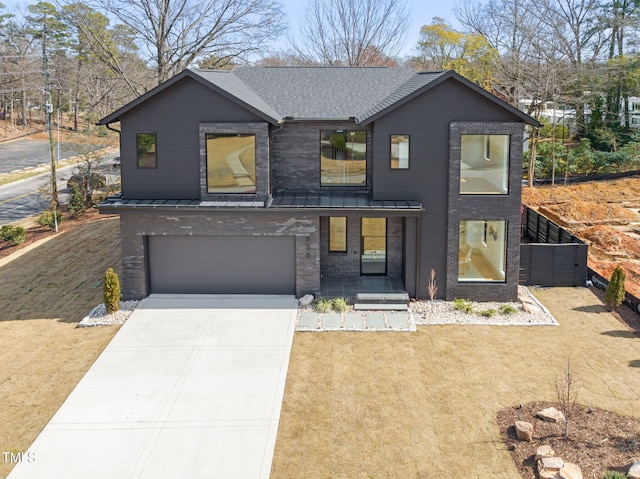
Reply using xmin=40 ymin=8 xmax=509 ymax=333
xmin=411 ymin=287 xmax=558 ymax=326
xmin=78 ymin=300 xmax=139 ymax=327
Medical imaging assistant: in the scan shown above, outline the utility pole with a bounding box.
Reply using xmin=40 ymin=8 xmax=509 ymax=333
xmin=42 ymin=12 xmax=58 ymax=231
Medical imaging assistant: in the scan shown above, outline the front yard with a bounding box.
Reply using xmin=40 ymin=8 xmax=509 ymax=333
xmin=271 ymin=287 xmax=640 ymax=479
xmin=2 ymin=216 xmax=640 ymax=478
xmin=0 ymin=218 xmax=121 ymax=479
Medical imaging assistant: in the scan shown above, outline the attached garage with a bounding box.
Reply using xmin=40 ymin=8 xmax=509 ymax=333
xmin=148 ymin=235 xmax=296 ymax=295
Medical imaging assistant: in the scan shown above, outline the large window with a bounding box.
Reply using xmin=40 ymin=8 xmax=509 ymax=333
xmin=137 ymin=133 xmax=157 ymax=168
xmin=329 ymin=217 xmax=347 ymax=252
xmin=206 ymin=134 xmax=256 ymax=193
xmin=390 ymin=134 xmax=409 ymax=169
xmin=460 ymin=135 xmax=509 ymax=194
xmin=321 ymin=130 xmax=366 ymax=185
xmin=458 ymin=220 xmax=507 ymax=282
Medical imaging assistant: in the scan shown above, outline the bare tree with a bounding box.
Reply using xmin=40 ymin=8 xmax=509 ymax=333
xmin=77 ymin=0 xmax=286 ymax=85
xmin=292 ymin=0 xmax=410 ymax=66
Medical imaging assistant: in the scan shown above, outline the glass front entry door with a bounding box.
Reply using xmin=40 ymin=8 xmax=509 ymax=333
xmin=361 ymin=218 xmax=386 ymax=275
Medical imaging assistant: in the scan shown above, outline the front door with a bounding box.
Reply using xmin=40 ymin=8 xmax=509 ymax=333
xmin=361 ymin=218 xmax=386 ymax=275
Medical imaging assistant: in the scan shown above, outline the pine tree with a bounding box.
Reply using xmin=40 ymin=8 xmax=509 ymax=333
xmin=605 ymin=266 xmax=626 ymax=308
xmin=103 ymin=268 xmax=120 ymax=314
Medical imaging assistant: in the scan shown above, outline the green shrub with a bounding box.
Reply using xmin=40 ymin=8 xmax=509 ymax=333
xmin=452 ymin=298 xmax=474 ymax=314
xmin=332 ymin=297 xmax=349 ymax=313
xmin=314 ymin=298 xmax=332 ymax=313
xmin=103 ymin=268 xmax=120 ymax=314
xmin=478 ymin=308 xmax=497 ymax=318
xmin=37 ymin=210 xmax=63 ymax=230
xmin=0 ymin=224 xmax=26 ymax=246
xmin=603 ymin=472 xmax=626 ymax=479
xmin=605 ymin=266 xmax=626 ymax=308
xmin=499 ymin=304 xmax=518 ymax=315
xmin=68 ymin=183 xmax=86 ymax=215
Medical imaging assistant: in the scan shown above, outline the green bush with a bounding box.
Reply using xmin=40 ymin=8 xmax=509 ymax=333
xmin=103 ymin=268 xmax=121 ymax=314
xmin=452 ymin=298 xmax=474 ymax=314
xmin=499 ymin=304 xmax=518 ymax=315
xmin=37 ymin=210 xmax=63 ymax=230
xmin=314 ymin=298 xmax=332 ymax=313
xmin=603 ymin=472 xmax=626 ymax=479
xmin=605 ymin=266 xmax=626 ymax=308
xmin=68 ymin=183 xmax=86 ymax=215
xmin=478 ymin=308 xmax=497 ymax=318
xmin=332 ymin=297 xmax=349 ymax=313
xmin=0 ymin=224 xmax=26 ymax=246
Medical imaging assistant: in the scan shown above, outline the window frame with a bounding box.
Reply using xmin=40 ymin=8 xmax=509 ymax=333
xmin=390 ymin=134 xmax=410 ymax=170
xmin=459 ymin=134 xmax=510 ymax=195
xmin=205 ymin=133 xmax=257 ymax=194
xmin=458 ymin=220 xmax=507 ymax=283
xmin=328 ymin=216 xmax=347 ymax=253
xmin=320 ymin=129 xmax=367 ymax=187
xmin=136 ymin=132 xmax=157 ymax=169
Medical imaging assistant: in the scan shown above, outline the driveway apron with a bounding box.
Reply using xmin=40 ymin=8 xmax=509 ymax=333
xmin=7 ymin=294 xmax=298 ymax=479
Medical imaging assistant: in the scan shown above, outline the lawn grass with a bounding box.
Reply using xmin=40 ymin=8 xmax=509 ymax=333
xmin=0 ymin=218 xmax=121 ymax=479
xmin=271 ymin=287 xmax=640 ymax=479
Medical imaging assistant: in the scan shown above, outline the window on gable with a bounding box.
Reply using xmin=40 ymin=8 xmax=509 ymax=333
xmin=390 ymin=134 xmax=409 ymax=169
xmin=320 ymin=130 xmax=366 ymax=186
xmin=206 ymin=134 xmax=256 ymax=193
xmin=458 ymin=220 xmax=507 ymax=282
xmin=460 ymin=134 xmax=509 ymax=194
xmin=329 ymin=217 xmax=347 ymax=252
xmin=137 ymin=133 xmax=157 ymax=168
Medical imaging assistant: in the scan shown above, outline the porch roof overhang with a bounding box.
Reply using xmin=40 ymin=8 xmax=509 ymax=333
xmin=98 ymin=192 xmax=424 ymax=214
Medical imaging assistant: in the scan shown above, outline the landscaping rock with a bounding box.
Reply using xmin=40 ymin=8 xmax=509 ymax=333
xmin=628 ymin=461 xmax=640 ymax=479
xmin=299 ymin=294 xmax=314 ymax=306
xmin=537 ymin=457 xmax=564 ymax=479
xmin=537 ymin=407 xmax=566 ymax=423
xmin=557 ymin=462 xmax=583 ymax=479
xmin=515 ymin=421 xmax=534 ymax=441
xmin=535 ymin=445 xmax=555 ymax=461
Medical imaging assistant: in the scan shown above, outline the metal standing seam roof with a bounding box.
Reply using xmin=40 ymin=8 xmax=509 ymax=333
xmin=98 ymin=192 xmax=423 ymax=211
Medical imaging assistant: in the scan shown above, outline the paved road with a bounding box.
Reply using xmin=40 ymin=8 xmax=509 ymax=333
xmin=0 ymin=166 xmax=74 ymax=225
xmin=0 ymin=139 xmax=101 ymax=175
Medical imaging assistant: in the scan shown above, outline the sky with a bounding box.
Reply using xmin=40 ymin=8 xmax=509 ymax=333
xmin=280 ymin=0 xmax=460 ymax=58
xmin=3 ymin=0 xmax=460 ymax=59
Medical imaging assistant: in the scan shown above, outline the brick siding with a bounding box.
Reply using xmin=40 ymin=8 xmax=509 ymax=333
xmin=446 ymin=122 xmax=524 ymax=302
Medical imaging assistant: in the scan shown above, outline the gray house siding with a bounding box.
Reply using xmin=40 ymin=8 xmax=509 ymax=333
xmin=271 ymin=121 xmax=373 ymax=192
xmin=371 ymin=79 xmax=525 ymax=300
xmin=119 ymin=76 xmax=265 ymax=200
xmin=118 ymin=210 xmax=320 ymax=299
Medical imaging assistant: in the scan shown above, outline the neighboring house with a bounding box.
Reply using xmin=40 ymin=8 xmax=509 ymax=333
xmin=98 ymin=67 xmax=539 ymax=302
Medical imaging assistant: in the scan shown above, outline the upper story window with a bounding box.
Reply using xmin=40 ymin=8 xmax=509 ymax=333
xmin=320 ymin=130 xmax=366 ymax=186
xmin=390 ymin=134 xmax=409 ymax=169
xmin=137 ymin=133 xmax=157 ymax=168
xmin=206 ymin=133 xmax=256 ymax=193
xmin=460 ymin=134 xmax=509 ymax=194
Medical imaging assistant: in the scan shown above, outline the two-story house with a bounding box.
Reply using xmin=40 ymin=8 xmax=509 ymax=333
xmin=98 ymin=67 xmax=538 ymax=301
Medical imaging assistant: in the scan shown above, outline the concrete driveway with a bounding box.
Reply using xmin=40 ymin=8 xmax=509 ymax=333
xmin=8 ymin=295 xmax=297 ymax=479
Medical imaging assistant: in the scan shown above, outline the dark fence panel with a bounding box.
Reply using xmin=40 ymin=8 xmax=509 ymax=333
xmin=520 ymin=206 xmax=588 ymax=287
xmin=530 ymin=170 xmax=640 ymax=186
xmin=520 ymin=244 xmax=588 ymax=287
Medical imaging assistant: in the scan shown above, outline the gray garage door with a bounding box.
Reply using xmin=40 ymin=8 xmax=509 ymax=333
xmin=148 ymin=235 xmax=296 ymax=295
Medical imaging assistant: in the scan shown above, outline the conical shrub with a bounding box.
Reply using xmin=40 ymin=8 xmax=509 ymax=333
xmin=103 ymin=268 xmax=121 ymax=314
xmin=605 ymin=266 xmax=626 ymax=309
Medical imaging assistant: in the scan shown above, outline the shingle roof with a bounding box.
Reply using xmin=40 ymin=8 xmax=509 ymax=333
xmin=232 ymin=66 xmax=415 ymax=120
xmin=98 ymin=66 xmax=539 ymax=126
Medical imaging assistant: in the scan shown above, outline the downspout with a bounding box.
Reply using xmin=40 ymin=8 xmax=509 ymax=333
xmin=415 ymin=212 xmax=422 ymax=299
xmin=104 ymin=122 xmax=121 ymax=134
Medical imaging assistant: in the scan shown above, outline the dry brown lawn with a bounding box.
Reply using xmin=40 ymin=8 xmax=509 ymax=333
xmin=0 ymin=217 xmax=121 ymax=479
xmin=271 ymin=287 xmax=640 ymax=479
